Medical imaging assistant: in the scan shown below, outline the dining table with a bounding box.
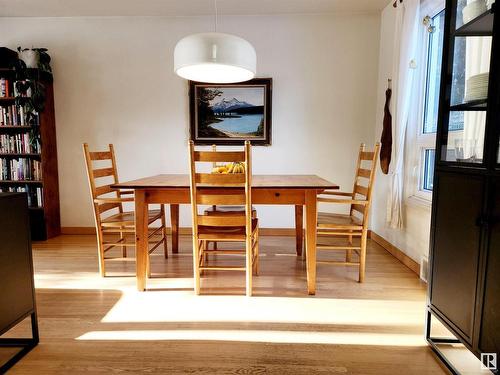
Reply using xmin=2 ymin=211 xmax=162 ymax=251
xmin=112 ymin=174 xmax=338 ymax=295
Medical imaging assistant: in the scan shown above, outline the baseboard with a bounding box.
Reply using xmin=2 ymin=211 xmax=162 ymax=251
xmin=61 ymin=227 xmax=96 ymax=235
xmin=368 ymin=231 xmax=420 ymax=276
xmin=61 ymin=227 xmax=296 ymax=236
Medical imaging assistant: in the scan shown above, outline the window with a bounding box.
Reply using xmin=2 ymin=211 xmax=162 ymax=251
xmin=413 ymin=8 xmax=445 ymax=200
xmin=422 ymin=10 xmax=445 ymax=134
xmin=422 ymin=149 xmax=435 ymax=191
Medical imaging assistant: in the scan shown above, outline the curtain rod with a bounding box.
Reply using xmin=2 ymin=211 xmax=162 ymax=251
xmin=393 ymin=0 xmax=403 ymax=8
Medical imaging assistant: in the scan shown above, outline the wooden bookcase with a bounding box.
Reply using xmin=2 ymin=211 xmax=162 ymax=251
xmin=0 ymin=47 xmax=60 ymax=240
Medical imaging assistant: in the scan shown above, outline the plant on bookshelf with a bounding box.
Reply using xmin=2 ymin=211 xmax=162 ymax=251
xmin=0 ymin=46 xmax=60 ymax=240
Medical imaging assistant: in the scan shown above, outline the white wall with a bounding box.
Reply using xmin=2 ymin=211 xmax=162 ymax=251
xmin=371 ymin=3 xmax=432 ymax=265
xmin=0 ymin=13 xmax=380 ymax=228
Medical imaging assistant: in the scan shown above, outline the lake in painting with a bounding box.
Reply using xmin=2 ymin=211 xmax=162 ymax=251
xmin=210 ymin=114 xmax=264 ymax=134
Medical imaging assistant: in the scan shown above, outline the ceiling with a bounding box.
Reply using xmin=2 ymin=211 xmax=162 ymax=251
xmin=0 ymin=0 xmax=390 ymax=17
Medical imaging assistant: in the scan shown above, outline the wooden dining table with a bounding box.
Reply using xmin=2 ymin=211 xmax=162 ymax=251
xmin=113 ymin=174 xmax=338 ymax=294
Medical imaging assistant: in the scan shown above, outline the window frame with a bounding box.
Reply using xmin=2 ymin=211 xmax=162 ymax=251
xmin=407 ymin=1 xmax=446 ymax=207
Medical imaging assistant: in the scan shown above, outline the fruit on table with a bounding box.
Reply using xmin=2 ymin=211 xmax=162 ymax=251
xmin=211 ymin=162 xmax=245 ymax=174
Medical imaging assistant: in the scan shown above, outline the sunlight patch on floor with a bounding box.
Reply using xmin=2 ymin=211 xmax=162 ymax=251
xmin=34 ymin=273 xmax=194 ymax=291
xmin=101 ymin=292 xmax=425 ymax=327
xmin=77 ymin=329 xmax=426 ymax=346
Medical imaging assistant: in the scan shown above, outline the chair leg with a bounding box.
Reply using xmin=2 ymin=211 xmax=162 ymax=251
xmin=96 ymin=228 xmax=106 ymax=277
xmin=200 ymin=241 xmax=207 ymax=276
xmin=203 ymin=241 xmax=208 ymax=265
xmin=161 ymin=205 xmax=168 ymax=258
xmin=253 ymin=230 xmax=259 ymax=276
xmin=246 ymin=235 xmax=253 ymax=297
xmin=359 ymin=229 xmax=368 ymax=283
xmin=193 ymin=239 xmax=201 ymax=294
xmin=146 ymin=253 xmax=152 ymax=278
xmin=346 ymin=230 xmax=353 ymax=262
xmin=120 ymin=227 xmax=127 ymax=258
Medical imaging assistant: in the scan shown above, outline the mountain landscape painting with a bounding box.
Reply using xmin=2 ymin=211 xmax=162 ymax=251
xmin=190 ymin=79 xmax=272 ymax=145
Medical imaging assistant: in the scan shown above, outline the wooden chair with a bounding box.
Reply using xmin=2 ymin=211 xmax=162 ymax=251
xmin=188 ymin=140 xmax=259 ymax=296
xmin=205 ymin=144 xmax=257 ymax=251
xmin=316 ymin=143 xmax=380 ymax=283
xmin=83 ymin=143 xmax=168 ymax=277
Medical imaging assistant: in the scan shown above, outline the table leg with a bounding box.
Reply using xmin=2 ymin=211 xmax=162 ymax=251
xmin=170 ymin=204 xmax=179 ymax=253
xmin=135 ymin=190 xmax=148 ymax=291
xmin=295 ymin=205 xmax=303 ymax=257
xmin=305 ymin=190 xmax=318 ymax=295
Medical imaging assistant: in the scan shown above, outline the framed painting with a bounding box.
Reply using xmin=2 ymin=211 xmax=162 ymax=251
xmin=189 ymin=78 xmax=272 ymax=145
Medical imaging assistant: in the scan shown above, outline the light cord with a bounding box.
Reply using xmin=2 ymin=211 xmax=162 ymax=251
xmin=214 ymin=0 xmax=218 ymax=32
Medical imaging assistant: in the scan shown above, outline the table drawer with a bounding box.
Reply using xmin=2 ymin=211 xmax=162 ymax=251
xmin=253 ymin=189 xmax=305 ymax=205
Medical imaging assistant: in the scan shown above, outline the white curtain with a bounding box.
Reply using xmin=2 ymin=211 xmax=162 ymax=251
xmin=387 ymin=0 xmax=421 ymax=229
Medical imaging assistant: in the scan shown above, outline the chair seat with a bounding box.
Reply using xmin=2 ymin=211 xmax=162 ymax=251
xmin=101 ymin=209 xmax=162 ymax=227
xmin=317 ymin=212 xmax=363 ymax=230
xmin=204 ymin=206 xmax=256 ymax=216
xmin=198 ymin=218 xmax=258 ymax=240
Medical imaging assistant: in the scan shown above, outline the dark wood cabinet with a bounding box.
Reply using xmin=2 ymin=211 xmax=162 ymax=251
xmin=430 ymin=172 xmax=484 ymax=342
xmin=0 ymin=192 xmax=39 ymax=372
xmin=479 ymin=177 xmax=500 ymax=356
xmin=426 ymin=1 xmax=500 ymax=373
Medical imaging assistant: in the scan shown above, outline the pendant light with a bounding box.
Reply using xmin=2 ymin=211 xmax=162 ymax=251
xmin=174 ymin=0 xmax=256 ymax=83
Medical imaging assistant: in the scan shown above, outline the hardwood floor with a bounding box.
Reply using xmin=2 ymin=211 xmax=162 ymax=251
xmin=1 ymin=234 xmax=447 ymax=374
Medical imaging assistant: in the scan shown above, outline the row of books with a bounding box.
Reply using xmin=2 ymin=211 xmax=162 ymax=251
xmin=0 ymin=78 xmax=12 ymax=98
xmin=0 ymin=185 xmax=43 ymax=208
xmin=0 ymin=133 xmax=41 ymax=154
xmin=0 ymin=104 xmax=32 ymax=127
xmin=0 ymin=157 xmax=42 ymax=181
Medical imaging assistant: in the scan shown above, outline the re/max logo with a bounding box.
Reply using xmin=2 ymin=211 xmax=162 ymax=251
xmin=481 ymin=353 xmax=497 ymax=371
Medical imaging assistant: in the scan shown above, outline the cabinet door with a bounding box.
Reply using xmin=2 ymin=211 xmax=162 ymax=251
xmin=479 ymin=177 xmax=500 ymax=356
xmin=0 ymin=193 xmax=35 ymax=334
xmin=430 ymin=172 xmax=484 ymax=342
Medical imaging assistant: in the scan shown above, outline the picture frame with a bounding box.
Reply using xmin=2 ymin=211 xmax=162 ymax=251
xmin=189 ymin=78 xmax=272 ymax=145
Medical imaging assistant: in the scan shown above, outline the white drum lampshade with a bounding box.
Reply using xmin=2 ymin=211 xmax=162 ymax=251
xmin=174 ymin=32 xmax=256 ymax=83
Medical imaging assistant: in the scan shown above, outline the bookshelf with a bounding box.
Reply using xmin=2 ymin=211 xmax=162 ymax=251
xmin=0 ymin=47 xmax=60 ymax=240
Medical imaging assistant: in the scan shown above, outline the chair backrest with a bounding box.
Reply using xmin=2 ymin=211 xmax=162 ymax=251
xmin=188 ymin=140 xmax=252 ymax=236
xmin=83 ymin=143 xmax=123 ymax=225
xmin=350 ymin=143 xmax=380 ymax=225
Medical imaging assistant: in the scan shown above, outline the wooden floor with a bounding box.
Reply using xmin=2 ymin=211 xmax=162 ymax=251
xmin=1 ymin=234 xmax=448 ymax=374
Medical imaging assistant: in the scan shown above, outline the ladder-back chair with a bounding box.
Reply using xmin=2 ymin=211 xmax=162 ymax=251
xmin=316 ymin=143 xmax=380 ymax=283
xmin=205 ymin=144 xmax=257 ymax=251
xmin=83 ymin=143 xmax=168 ymax=277
xmin=188 ymin=140 xmax=259 ymax=296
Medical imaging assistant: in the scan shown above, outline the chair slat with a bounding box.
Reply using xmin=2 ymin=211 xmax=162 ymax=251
xmin=197 ymin=215 xmax=246 ymax=227
xmin=196 ymin=173 xmax=246 ymax=185
xmin=197 ymin=193 xmax=246 ymax=205
xmin=93 ymin=167 xmax=115 ymax=178
xmin=98 ymin=202 xmax=120 ymax=214
xmin=354 ymin=184 xmax=368 ymax=197
xmin=89 ymin=151 xmax=112 ymax=161
xmin=360 ymin=151 xmax=375 ymax=160
xmin=352 ymin=204 xmax=365 ymax=214
xmin=194 ymin=151 xmax=245 ymax=162
xmin=95 ymin=184 xmax=115 ymax=197
xmin=357 ymin=168 xmax=371 ymax=178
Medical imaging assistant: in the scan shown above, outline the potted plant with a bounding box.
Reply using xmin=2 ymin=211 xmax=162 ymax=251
xmin=17 ymin=47 xmax=52 ymax=72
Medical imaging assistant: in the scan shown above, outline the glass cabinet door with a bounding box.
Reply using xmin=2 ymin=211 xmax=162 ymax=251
xmin=440 ymin=0 xmax=495 ymax=165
